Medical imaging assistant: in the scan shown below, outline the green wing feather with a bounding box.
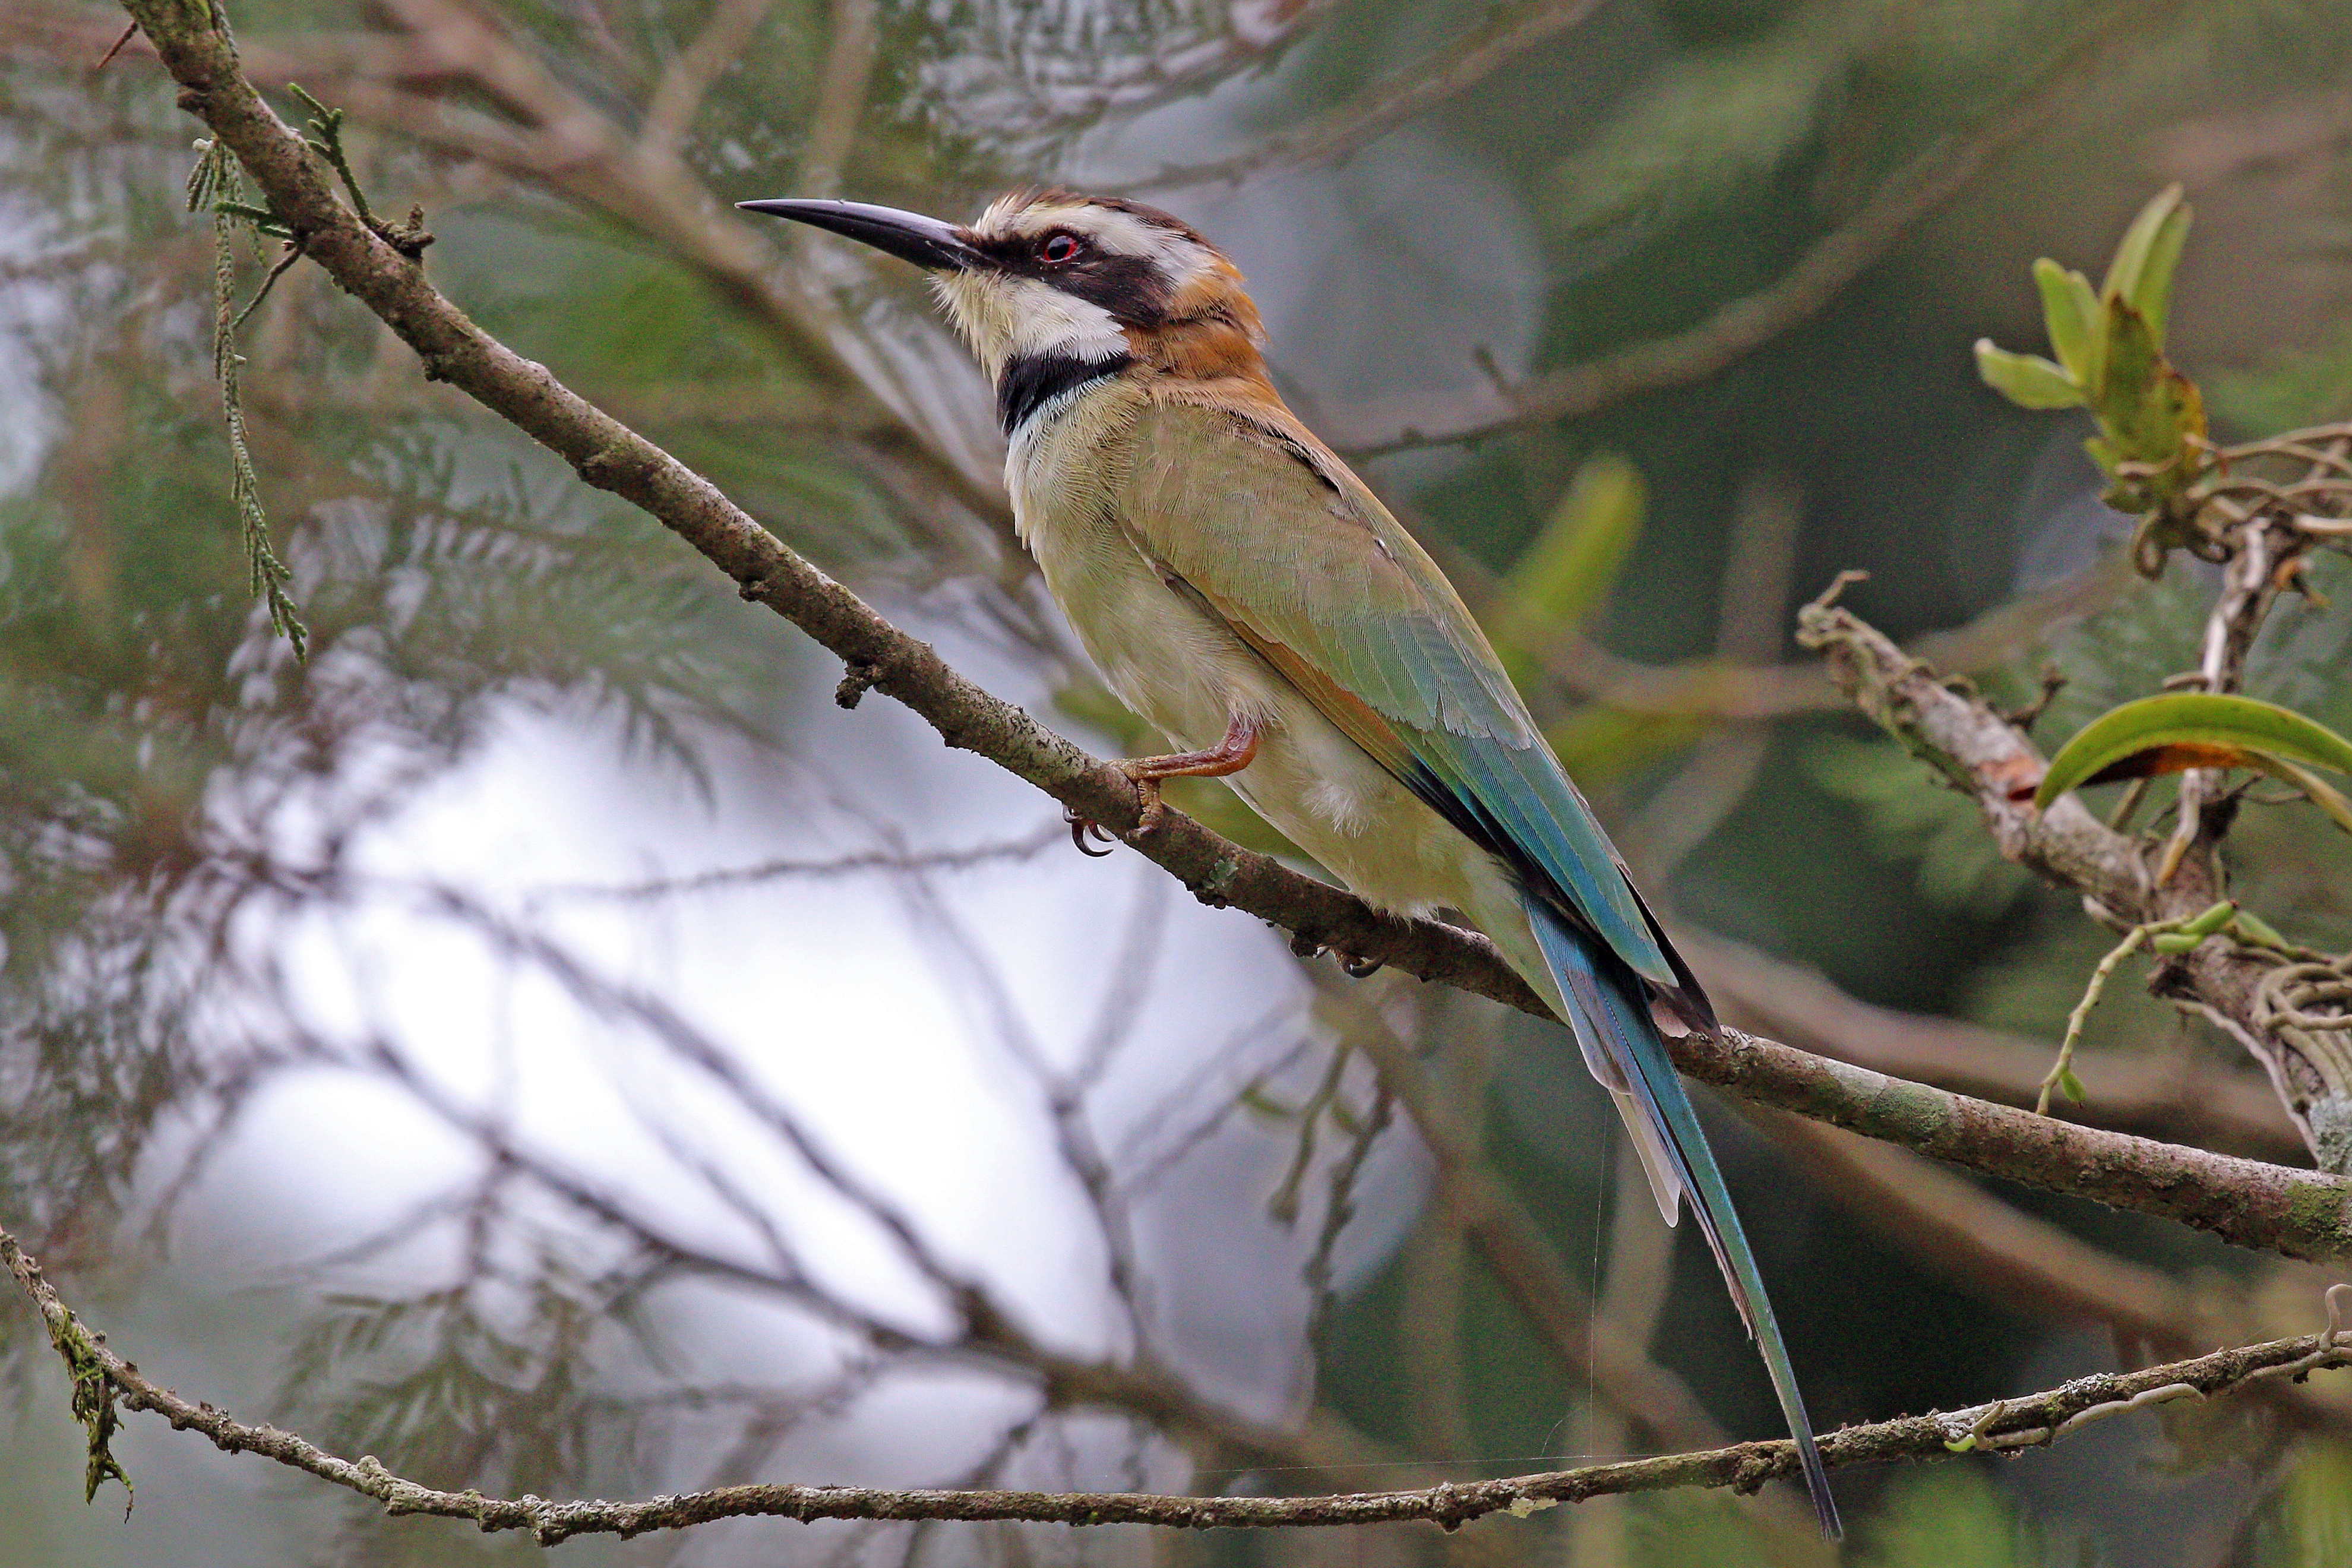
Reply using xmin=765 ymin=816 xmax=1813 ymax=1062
xmin=1118 ymin=395 xmax=1684 ymax=1001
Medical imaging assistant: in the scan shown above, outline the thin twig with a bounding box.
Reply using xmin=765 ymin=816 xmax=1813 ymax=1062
xmin=796 ymin=0 xmax=875 ymax=195
xmin=1317 ymin=971 xmax=1755 ymax=1463
xmin=1567 ymin=1136 xmax=1686 ymax=1568
xmin=93 ymin=17 xmax=135 ymax=68
xmin=526 ymin=819 xmax=1065 ymax=903
xmin=8 ymin=1222 xmax=2348 ymax=1539
xmin=2040 ymin=925 xmax=2156 ymax=1114
xmin=2162 ymin=520 xmax=2279 ymax=883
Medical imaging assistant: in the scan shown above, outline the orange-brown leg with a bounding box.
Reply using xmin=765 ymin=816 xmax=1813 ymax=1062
xmin=1069 ymin=713 xmax=1262 ymax=852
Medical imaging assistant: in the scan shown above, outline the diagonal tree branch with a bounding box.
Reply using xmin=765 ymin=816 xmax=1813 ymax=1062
xmin=1686 ymin=927 xmax=2308 ymax=1164
xmin=8 ymin=1222 xmax=2350 ymax=1540
xmin=641 ymin=0 xmax=777 ymax=160
xmin=115 ymin=0 xmax=2352 ymax=1267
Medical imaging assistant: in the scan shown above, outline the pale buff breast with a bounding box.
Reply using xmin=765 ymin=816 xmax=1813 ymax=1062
xmin=1006 ymin=381 xmax=1488 ymax=918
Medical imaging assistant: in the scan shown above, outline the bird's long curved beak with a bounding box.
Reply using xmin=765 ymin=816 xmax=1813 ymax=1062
xmin=736 ymin=198 xmax=979 ymax=271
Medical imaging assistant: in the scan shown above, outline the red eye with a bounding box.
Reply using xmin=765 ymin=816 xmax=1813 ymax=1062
xmin=1039 ymin=233 xmax=1082 ymax=264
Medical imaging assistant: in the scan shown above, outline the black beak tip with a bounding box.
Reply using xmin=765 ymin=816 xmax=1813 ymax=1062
xmin=735 ymin=197 xmax=976 ymax=271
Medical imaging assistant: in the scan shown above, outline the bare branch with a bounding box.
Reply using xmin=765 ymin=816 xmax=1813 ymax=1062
xmin=10 ymin=1222 xmax=2350 ymax=1539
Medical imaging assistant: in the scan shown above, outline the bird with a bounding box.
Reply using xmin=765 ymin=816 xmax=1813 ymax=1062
xmin=738 ymin=188 xmax=1840 ymax=1538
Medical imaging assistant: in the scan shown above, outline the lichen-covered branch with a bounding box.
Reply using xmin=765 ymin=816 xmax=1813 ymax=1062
xmin=1681 ymin=1026 xmax=2352 ymax=1264
xmin=7 ymin=1224 xmax=2348 ymax=1540
xmin=1684 ymin=926 xmax=2306 ymax=1163
xmin=115 ymin=0 xmax=2352 ymax=1267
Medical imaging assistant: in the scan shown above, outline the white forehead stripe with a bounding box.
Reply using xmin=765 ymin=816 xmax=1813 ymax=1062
xmin=976 ymin=197 xmax=1222 ymax=294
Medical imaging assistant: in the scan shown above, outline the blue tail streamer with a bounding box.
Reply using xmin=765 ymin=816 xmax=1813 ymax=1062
xmin=1526 ymin=896 xmax=1841 ymax=1540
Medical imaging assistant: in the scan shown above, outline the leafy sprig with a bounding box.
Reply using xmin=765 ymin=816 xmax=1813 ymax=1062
xmin=1975 ymin=185 xmax=2211 ymax=567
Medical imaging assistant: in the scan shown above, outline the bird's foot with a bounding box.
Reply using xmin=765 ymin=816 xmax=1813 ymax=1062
xmin=1061 ymin=770 xmax=1165 ymax=852
xmin=1067 ymin=716 xmax=1262 ymax=853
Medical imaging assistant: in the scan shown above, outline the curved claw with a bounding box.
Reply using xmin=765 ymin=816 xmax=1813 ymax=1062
xmin=1338 ymin=953 xmax=1384 ymax=979
xmin=1065 ymin=807 xmax=1117 ymax=858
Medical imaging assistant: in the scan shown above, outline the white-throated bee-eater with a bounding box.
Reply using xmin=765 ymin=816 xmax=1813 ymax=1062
xmin=739 ymin=188 xmax=1839 ymax=1537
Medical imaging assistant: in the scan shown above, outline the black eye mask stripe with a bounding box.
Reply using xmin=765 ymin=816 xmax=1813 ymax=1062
xmin=974 ymin=234 xmax=1174 ymax=327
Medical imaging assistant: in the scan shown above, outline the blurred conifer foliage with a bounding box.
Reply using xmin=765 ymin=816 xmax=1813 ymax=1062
xmin=5 ymin=1 xmax=2352 ymax=1564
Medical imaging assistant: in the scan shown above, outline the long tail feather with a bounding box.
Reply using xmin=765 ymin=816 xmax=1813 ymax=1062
xmin=1526 ymin=896 xmax=1842 ymax=1541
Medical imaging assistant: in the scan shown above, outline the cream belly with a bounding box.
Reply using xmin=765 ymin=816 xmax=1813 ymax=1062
xmin=1007 ymin=387 xmax=1492 ymax=922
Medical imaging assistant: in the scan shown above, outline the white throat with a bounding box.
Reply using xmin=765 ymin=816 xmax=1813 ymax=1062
xmin=932 ymin=272 xmax=1129 ymax=380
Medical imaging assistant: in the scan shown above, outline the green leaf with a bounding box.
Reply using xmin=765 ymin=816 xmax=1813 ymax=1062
xmin=2089 ymin=293 xmax=2206 ymax=508
xmin=2101 ymin=184 xmax=2188 ymax=317
xmin=2265 ymin=755 xmax=2352 ymax=836
xmin=2032 ymin=259 xmax=2102 ymax=385
xmin=2149 ymin=900 xmax=2237 ymax=951
xmin=2034 ymin=693 xmax=2352 ymax=810
xmin=1490 ymin=454 xmax=1646 ymax=694
xmin=2181 ymin=900 xmax=2239 ymax=939
xmin=1857 ymin=1466 xmax=2038 ymax=1568
xmin=1974 ymin=341 xmax=2082 ymax=409
xmin=2274 ymin=1440 xmax=2352 ymax=1568
xmin=1504 ymin=453 xmax=1646 ymax=632
xmin=2127 ymin=200 xmax=2193 ymax=349
xmin=2232 ymin=908 xmax=2290 ymax=948
xmin=1545 ymin=703 xmax=1708 ymax=783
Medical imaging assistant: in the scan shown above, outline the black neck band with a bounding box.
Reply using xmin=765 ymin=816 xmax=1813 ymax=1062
xmin=998 ymin=352 xmax=1131 ymax=437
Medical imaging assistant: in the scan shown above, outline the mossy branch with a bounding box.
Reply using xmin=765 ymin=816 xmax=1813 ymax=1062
xmin=1 ymin=1232 xmax=133 ymax=1512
